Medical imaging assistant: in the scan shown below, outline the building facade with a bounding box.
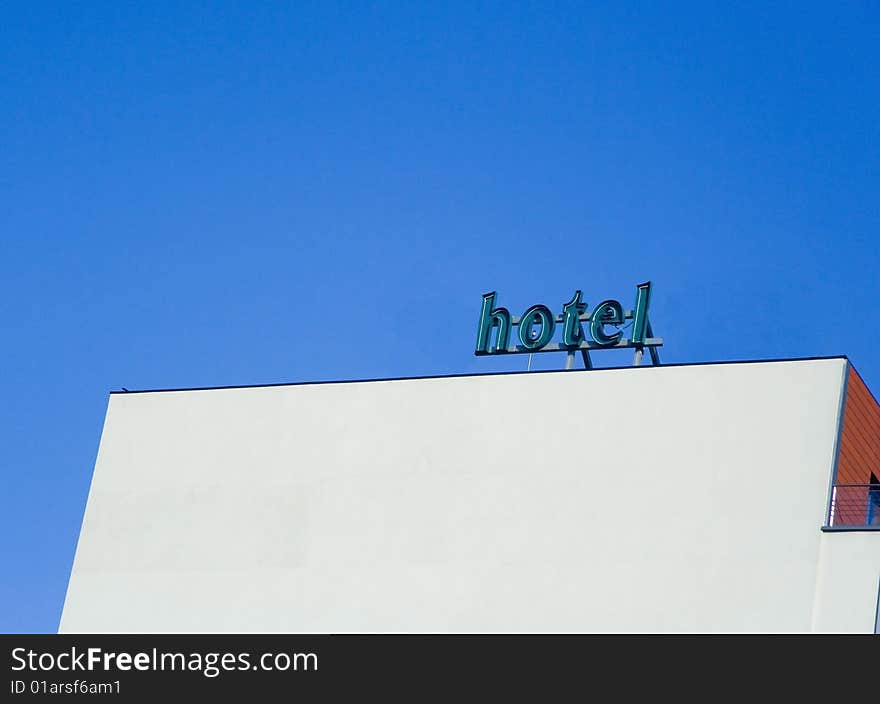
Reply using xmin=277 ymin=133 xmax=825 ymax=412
xmin=61 ymin=357 xmax=880 ymax=632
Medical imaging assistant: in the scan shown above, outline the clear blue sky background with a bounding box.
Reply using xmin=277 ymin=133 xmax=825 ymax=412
xmin=2 ymin=2 xmax=878 ymax=632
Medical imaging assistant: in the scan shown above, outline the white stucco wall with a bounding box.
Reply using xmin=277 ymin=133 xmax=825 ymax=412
xmin=811 ymin=531 xmax=880 ymax=633
xmin=61 ymin=358 xmax=876 ymax=632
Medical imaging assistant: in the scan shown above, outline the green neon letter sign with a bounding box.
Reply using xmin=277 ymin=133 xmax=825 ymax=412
xmin=630 ymin=281 xmax=652 ymax=346
xmin=518 ymin=304 xmax=555 ymax=350
xmin=589 ymin=300 xmax=624 ymax=346
xmin=562 ymin=290 xmax=586 ymax=347
xmin=475 ymin=292 xmax=511 ymax=354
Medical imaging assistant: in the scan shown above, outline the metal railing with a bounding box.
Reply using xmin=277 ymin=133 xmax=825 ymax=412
xmin=828 ymin=483 xmax=880 ymax=527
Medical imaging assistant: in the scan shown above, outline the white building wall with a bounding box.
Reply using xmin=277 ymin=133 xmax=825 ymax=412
xmin=61 ymin=358 xmax=873 ymax=633
xmin=812 ymin=531 xmax=880 ymax=633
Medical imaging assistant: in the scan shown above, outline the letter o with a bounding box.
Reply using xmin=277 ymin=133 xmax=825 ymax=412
xmin=518 ymin=305 xmax=555 ymax=350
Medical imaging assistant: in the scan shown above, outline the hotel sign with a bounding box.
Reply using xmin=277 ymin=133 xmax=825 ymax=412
xmin=475 ymin=281 xmax=662 ymax=367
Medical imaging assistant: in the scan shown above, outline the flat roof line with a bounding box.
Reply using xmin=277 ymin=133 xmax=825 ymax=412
xmin=109 ymin=354 xmax=851 ymax=396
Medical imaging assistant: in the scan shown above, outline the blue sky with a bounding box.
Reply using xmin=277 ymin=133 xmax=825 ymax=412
xmin=2 ymin=2 xmax=878 ymax=632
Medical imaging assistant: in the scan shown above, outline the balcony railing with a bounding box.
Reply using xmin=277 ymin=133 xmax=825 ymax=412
xmin=828 ymin=483 xmax=880 ymax=528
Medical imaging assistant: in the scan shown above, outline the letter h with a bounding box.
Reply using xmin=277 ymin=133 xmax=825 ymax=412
xmin=475 ymin=292 xmax=511 ymax=354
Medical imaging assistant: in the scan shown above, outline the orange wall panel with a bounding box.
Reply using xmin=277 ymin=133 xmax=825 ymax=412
xmin=831 ymin=365 xmax=880 ymax=525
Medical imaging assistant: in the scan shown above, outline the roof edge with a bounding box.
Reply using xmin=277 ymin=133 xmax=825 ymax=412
xmin=109 ymin=354 xmax=850 ymax=396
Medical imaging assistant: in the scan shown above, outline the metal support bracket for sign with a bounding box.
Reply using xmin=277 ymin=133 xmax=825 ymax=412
xmin=631 ymin=321 xmax=661 ymax=368
xmin=507 ymin=310 xmax=662 ymax=369
xmin=563 ymin=348 xmax=594 ymax=370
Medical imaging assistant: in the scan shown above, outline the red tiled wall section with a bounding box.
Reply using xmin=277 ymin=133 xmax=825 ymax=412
xmin=832 ymin=365 xmax=880 ymax=526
